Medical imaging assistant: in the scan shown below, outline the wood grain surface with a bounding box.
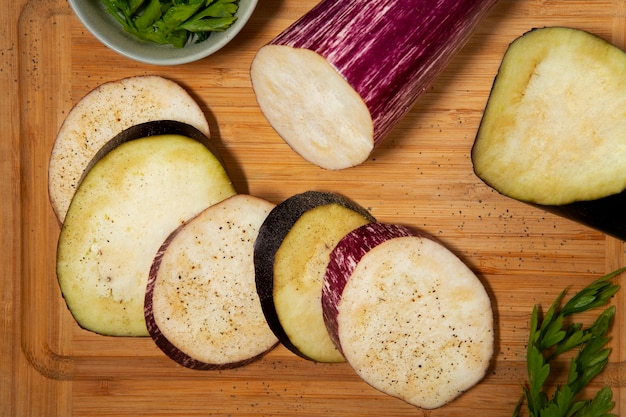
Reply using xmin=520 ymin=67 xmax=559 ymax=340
xmin=3 ymin=0 xmax=626 ymax=416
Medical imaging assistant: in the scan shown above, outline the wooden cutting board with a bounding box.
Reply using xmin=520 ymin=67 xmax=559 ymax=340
xmin=6 ymin=0 xmax=626 ymax=415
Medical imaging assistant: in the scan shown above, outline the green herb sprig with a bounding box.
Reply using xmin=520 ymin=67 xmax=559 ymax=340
xmin=101 ymin=0 xmax=239 ymax=48
xmin=514 ymin=267 xmax=625 ymax=417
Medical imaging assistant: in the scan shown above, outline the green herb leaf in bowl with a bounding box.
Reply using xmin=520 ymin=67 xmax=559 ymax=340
xmin=102 ymin=0 xmax=239 ymax=48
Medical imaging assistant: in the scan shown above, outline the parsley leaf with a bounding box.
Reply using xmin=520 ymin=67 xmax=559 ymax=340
xmin=514 ymin=267 xmax=625 ymax=417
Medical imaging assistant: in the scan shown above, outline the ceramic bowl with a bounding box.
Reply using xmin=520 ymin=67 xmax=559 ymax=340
xmin=69 ymin=0 xmax=258 ymax=66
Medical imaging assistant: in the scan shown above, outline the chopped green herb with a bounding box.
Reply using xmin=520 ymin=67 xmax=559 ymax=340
xmin=101 ymin=0 xmax=239 ymax=48
xmin=514 ymin=267 xmax=625 ymax=417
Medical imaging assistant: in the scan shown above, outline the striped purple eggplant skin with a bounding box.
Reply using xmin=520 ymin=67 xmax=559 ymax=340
xmin=252 ymin=0 xmax=499 ymax=169
xmin=321 ymin=223 xmax=416 ymax=352
xmin=275 ymin=0 xmax=498 ymax=142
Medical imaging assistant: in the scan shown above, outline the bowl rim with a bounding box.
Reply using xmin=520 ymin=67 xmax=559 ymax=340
xmin=69 ymin=0 xmax=259 ymax=65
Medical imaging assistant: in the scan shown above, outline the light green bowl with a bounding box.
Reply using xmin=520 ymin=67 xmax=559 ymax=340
xmin=69 ymin=0 xmax=258 ymax=66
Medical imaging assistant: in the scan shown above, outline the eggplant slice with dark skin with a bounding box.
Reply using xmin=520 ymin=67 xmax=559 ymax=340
xmin=472 ymin=27 xmax=626 ymax=241
xmin=56 ymin=126 xmax=235 ymax=337
xmin=253 ymin=191 xmax=376 ymax=363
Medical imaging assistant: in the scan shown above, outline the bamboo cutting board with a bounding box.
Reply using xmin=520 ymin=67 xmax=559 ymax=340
xmin=11 ymin=0 xmax=626 ymax=416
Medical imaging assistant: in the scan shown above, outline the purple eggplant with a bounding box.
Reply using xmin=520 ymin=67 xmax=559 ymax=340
xmin=251 ymin=0 xmax=499 ymax=169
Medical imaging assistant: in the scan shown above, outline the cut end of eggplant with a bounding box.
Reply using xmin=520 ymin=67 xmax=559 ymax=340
xmin=146 ymin=195 xmax=278 ymax=370
xmin=251 ymin=45 xmax=374 ymax=170
xmin=472 ymin=27 xmax=626 ymax=207
xmin=251 ymin=0 xmax=498 ymax=170
xmin=49 ymin=75 xmax=210 ymax=223
xmin=254 ymin=191 xmax=376 ymax=362
xmin=323 ymin=223 xmax=494 ymax=409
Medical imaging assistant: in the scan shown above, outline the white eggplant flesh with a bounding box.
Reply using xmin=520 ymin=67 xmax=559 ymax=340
xmin=146 ymin=195 xmax=279 ymax=370
xmin=49 ymin=75 xmax=210 ymax=223
xmin=251 ymin=0 xmax=498 ymax=170
xmin=56 ymin=134 xmax=236 ymax=337
xmin=472 ymin=27 xmax=626 ymax=241
xmin=323 ymin=223 xmax=494 ymax=409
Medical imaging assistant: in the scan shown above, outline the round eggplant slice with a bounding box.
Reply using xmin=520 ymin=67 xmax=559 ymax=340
xmin=254 ymin=191 xmax=375 ymax=362
xmin=146 ymin=195 xmax=279 ymax=369
xmin=323 ymin=223 xmax=494 ymax=409
xmin=56 ymin=134 xmax=235 ymax=337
